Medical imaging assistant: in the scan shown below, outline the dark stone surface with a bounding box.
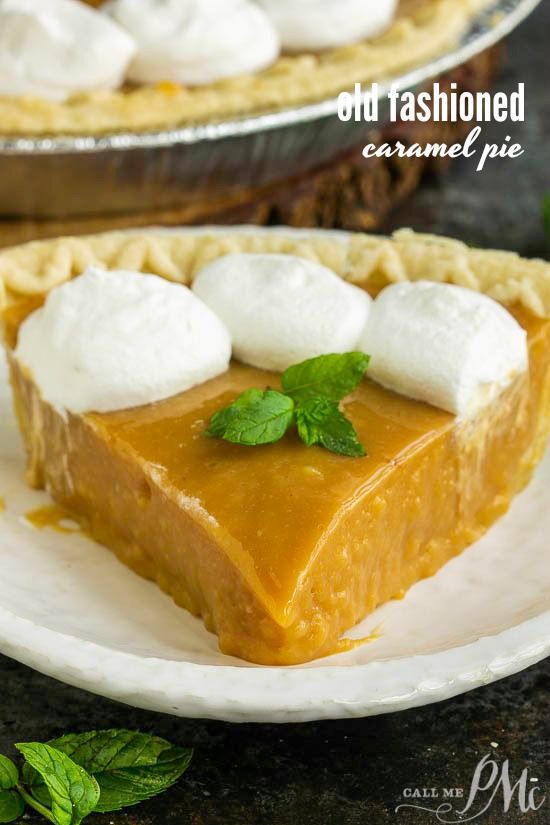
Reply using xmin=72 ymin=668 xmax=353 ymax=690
xmin=1 ymin=3 xmax=549 ymax=824
xmin=1 ymin=656 xmax=549 ymax=824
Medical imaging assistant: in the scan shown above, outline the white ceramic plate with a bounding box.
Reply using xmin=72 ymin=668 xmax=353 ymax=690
xmin=1 ymin=229 xmax=549 ymax=723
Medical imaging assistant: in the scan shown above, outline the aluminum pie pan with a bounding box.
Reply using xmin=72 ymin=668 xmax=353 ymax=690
xmin=0 ymin=0 xmax=540 ymax=218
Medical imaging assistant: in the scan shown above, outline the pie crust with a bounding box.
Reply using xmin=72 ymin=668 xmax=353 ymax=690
xmin=1 ymin=228 xmax=549 ymax=318
xmin=0 ymin=0 xmax=497 ymax=135
xmin=2 ymin=228 xmax=550 ymax=666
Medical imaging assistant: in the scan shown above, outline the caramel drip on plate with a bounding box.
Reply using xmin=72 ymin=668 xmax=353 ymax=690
xmin=25 ymin=504 xmax=84 ymax=536
xmin=333 ymin=627 xmax=381 ymax=657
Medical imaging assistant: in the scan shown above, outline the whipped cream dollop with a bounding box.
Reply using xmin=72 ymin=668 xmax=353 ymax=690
xmin=103 ymin=0 xmax=280 ymax=86
xmin=192 ymin=253 xmax=371 ymax=372
xmin=0 ymin=0 xmax=136 ymax=102
xmin=256 ymin=0 xmax=397 ymax=52
xmin=15 ymin=267 xmax=232 ymax=415
xmin=360 ymin=281 xmax=528 ymax=417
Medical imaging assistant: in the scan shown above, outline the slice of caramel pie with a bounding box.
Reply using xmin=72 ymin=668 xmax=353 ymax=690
xmin=0 ymin=0 xmax=497 ymax=135
xmin=1 ymin=229 xmax=549 ymax=665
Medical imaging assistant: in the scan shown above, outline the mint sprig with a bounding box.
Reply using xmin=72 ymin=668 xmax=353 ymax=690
xmin=0 ymin=730 xmax=192 ymax=825
xmin=17 ymin=743 xmax=99 ymax=825
xmin=24 ymin=730 xmax=193 ymax=814
xmin=206 ymin=352 xmax=370 ymax=457
xmin=0 ymin=758 xmax=18 ymax=793
xmin=296 ymin=397 xmax=366 ymax=458
xmin=207 ymin=388 xmax=294 ymax=446
xmin=282 ymin=352 xmax=370 ymax=403
xmin=0 ymin=758 xmax=23 ymax=825
xmin=0 ymin=790 xmax=25 ymax=824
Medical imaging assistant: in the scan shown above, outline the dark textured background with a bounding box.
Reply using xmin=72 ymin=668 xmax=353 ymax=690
xmin=1 ymin=3 xmax=549 ymax=823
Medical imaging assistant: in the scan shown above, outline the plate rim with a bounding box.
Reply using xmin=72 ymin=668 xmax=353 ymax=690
xmin=1 ymin=604 xmax=548 ymax=723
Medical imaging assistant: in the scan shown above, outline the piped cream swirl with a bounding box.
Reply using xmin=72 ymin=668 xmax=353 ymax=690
xmin=15 ymin=267 xmax=232 ymax=414
xmin=103 ymin=0 xmax=280 ymax=86
xmin=359 ymin=281 xmax=529 ymax=417
xmin=0 ymin=0 xmax=136 ymax=101
xmin=192 ymin=253 xmax=372 ymax=372
xmin=256 ymin=0 xmax=398 ymax=52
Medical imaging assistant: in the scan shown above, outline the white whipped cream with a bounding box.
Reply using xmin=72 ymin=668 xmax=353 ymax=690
xmin=360 ymin=281 xmax=528 ymax=417
xmin=15 ymin=267 xmax=232 ymax=415
xmin=192 ymin=253 xmax=371 ymax=372
xmin=103 ymin=0 xmax=280 ymax=86
xmin=256 ymin=0 xmax=397 ymax=52
xmin=0 ymin=0 xmax=136 ymax=102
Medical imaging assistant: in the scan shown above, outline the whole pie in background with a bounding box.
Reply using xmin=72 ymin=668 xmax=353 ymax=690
xmin=0 ymin=0 xmax=498 ymax=134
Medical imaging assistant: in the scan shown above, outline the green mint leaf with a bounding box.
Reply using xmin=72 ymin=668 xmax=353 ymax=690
xmin=20 ymin=782 xmax=51 ymax=812
xmin=544 ymin=193 xmax=550 ymax=243
xmin=207 ymin=389 xmax=294 ymax=446
xmin=206 ymin=388 xmax=264 ymax=438
xmin=282 ymin=352 xmax=370 ymax=404
xmin=16 ymin=743 xmax=99 ymax=825
xmin=24 ymin=731 xmax=193 ymax=815
xmin=0 ymin=758 xmax=18 ymax=791
xmin=296 ymin=397 xmax=366 ymax=457
xmin=0 ymin=790 xmax=25 ymax=823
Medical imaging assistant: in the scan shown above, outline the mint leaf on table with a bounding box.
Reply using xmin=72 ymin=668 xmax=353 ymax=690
xmin=16 ymin=743 xmax=99 ymax=825
xmin=296 ymin=397 xmax=366 ymax=458
xmin=24 ymin=730 xmax=193 ymax=814
xmin=282 ymin=352 xmax=370 ymax=403
xmin=206 ymin=388 xmax=294 ymax=446
xmin=0 ymin=757 xmax=18 ymax=791
xmin=0 ymin=759 xmax=21 ymax=824
xmin=0 ymin=730 xmax=192 ymax=825
xmin=0 ymin=790 xmax=25 ymax=823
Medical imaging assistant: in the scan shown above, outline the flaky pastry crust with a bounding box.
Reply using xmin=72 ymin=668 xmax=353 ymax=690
xmin=1 ymin=227 xmax=549 ymax=321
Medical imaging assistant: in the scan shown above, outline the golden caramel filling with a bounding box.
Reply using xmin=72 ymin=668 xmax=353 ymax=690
xmin=94 ymin=363 xmax=453 ymax=614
